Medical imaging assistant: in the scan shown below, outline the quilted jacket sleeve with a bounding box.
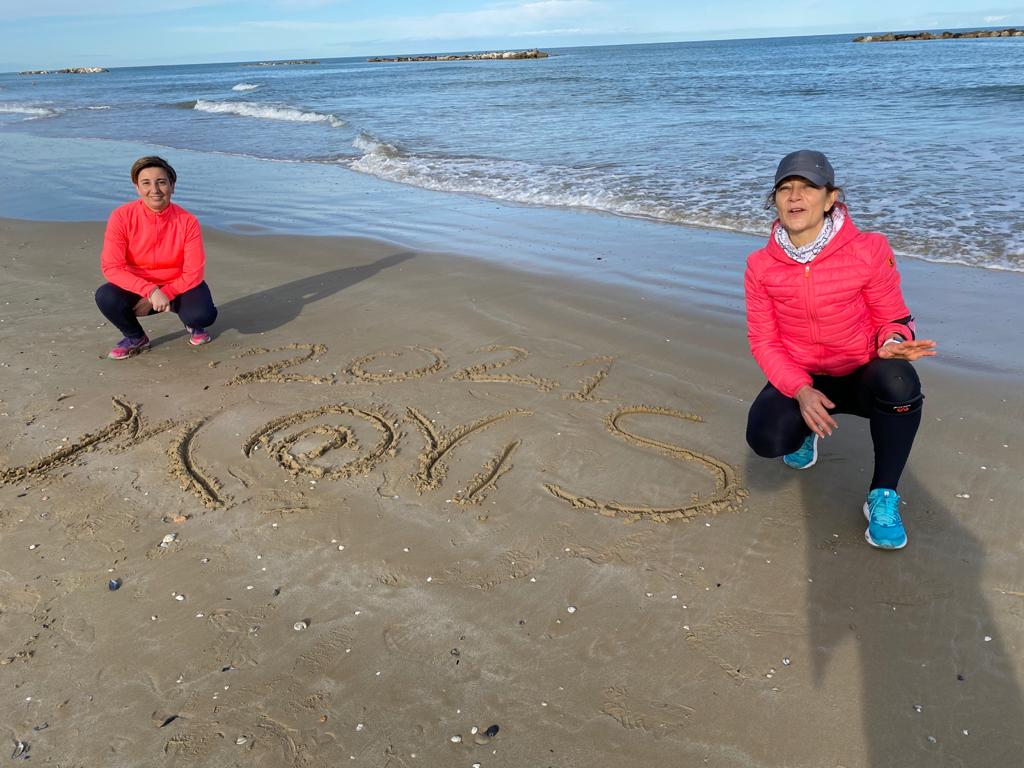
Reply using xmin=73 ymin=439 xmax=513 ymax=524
xmin=862 ymin=235 xmax=915 ymax=348
xmin=745 ymin=258 xmax=813 ymax=398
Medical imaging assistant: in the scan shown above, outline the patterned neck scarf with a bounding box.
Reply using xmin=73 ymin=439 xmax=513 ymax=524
xmin=774 ymin=206 xmax=846 ymax=264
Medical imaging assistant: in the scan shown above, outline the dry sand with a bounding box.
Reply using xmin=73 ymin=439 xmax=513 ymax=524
xmin=1 ymin=217 xmax=1023 ymax=767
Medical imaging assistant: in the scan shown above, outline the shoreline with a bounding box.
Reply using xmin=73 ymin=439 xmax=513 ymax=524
xmin=2 ymin=217 xmax=1022 ymax=767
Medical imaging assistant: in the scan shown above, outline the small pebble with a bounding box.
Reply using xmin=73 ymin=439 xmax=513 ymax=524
xmin=782 ymin=657 xmax=791 ymax=666
xmin=28 ymin=544 xmax=39 ymax=550
xmin=449 ymin=735 xmax=462 ymax=743
xmin=108 ymin=578 xmax=122 ymax=591
xmin=294 ymin=620 xmax=309 ymax=631
xmin=913 ymin=704 xmax=923 ymax=713
xmin=174 ymin=594 xmax=185 ymax=601
xmin=984 ymin=636 xmax=992 ymax=642
xmin=567 ymin=606 xmax=577 ymax=614
xmin=927 ymin=736 xmax=937 ymax=744
xmin=355 ymin=723 xmax=365 ymax=732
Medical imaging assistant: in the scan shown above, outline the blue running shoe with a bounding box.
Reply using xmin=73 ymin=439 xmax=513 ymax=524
xmin=863 ymin=488 xmax=907 ymax=550
xmin=783 ymin=434 xmax=818 ymax=469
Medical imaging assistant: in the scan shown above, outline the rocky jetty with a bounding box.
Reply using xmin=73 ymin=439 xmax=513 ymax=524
xmin=18 ymin=66 xmax=108 ymax=75
xmin=250 ymin=59 xmax=320 ymax=66
xmin=369 ymin=49 xmax=549 ymax=63
xmin=854 ymin=28 xmax=1023 ymax=42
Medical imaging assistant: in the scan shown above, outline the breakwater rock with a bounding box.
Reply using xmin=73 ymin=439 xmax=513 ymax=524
xmin=855 ymin=28 xmax=1023 ymax=42
xmin=249 ymin=60 xmax=320 ymax=66
xmin=369 ymin=49 xmax=549 ymax=62
xmin=18 ymin=66 xmax=108 ymax=75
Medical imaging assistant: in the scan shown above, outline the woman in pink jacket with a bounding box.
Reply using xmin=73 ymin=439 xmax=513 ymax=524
xmin=745 ymin=150 xmax=936 ymax=550
xmin=95 ymin=156 xmax=218 ymax=359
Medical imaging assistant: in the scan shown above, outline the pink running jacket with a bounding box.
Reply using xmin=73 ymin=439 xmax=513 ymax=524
xmin=744 ymin=206 xmax=915 ymax=398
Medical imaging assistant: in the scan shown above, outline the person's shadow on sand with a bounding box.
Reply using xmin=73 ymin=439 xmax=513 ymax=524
xmin=148 ymin=250 xmax=415 ymax=346
xmin=745 ymin=439 xmax=1024 ymax=767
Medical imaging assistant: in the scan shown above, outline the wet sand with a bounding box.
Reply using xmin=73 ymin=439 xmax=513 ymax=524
xmin=1 ymin=217 xmax=1023 ymax=767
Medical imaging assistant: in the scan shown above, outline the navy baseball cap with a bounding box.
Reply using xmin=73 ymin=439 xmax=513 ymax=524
xmin=774 ymin=150 xmax=835 ymax=188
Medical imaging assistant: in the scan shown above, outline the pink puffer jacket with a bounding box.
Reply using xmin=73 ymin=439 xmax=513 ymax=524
xmin=745 ymin=207 xmax=914 ymax=397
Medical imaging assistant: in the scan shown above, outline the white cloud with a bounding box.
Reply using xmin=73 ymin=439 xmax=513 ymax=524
xmin=984 ymin=15 xmax=1008 ymax=23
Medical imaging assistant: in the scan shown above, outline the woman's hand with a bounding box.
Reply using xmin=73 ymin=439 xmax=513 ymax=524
xmin=794 ymin=385 xmax=838 ymax=438
xmin=132 ymin=297 xmax=153 ymax=316
xmin=878 ymin=338 xmax=937 ymax=361
xmin=149 ymin=287 xmax=171 ymax=313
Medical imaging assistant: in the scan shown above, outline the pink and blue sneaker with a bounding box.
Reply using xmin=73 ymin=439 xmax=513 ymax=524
xmin=108 ymin=334 xmax=150 ymax=360
xmin=186 ymin=326 xmax=211 ymax=346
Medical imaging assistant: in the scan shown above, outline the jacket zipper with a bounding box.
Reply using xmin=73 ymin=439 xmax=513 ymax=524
xmin=803 ymin=264 xmax=823 ymax=370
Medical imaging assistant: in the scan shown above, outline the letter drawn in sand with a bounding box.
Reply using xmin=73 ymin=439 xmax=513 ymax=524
xmin=347 ymin=346 xmax=447 ymax=383
xmin=227 ymin=343 xmax=334 ymax=385
xmin=406 ymin=406 xmax=530 ymax=502
xmin=562 ymin=355 xmax=614 ymax=401
xmin=545 ymin=405 xmax=743 ymax=522
xmin=169 ymin=418 xmax=227 ymax=508
xmin=450 ymin=345 xmax=558 ymax=391
xmin=244 ymin=405 xmax=399 ymax=480
xmin=0 ymin=396 xmax=169 ymax=484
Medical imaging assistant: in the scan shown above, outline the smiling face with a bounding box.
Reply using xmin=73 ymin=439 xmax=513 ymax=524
xmin=775 ymin=176 xmax=838 ymax=247
xmin=135 ymin=166 xmax=174 ymax=212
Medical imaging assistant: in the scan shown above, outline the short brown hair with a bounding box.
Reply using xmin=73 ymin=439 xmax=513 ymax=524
xmin=130 ymin=156 xmax=177 ymax=185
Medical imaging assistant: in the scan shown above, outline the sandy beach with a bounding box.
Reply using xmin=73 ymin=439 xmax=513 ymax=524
xmin=2 ymin=216 xmax=1023 ymax=767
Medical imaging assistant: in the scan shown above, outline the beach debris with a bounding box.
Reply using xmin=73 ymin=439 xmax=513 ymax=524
xmin=171 ymin=592 xmax=186 ymax=601
xmin=162 ymin=514 xmax=190 ymax=524
xmin=294 ymin=620 xmax=309 ymax=631
xmin=955 ymin=493 xmax=970 ymax=499
xmin=355 ymin=723 xmax=365 ymax=732
xmin=159 ymin=715 xmax=179 ymax=728
xmin=927 ymin=736 xmax=937 ymax=744
xmin=108 ymin=578 xmax=122 ymax=591
xmin=32 ymin=723 xmax=48 ymax=732
xmin=782 ymin=657 xmax=791 ymax=666
xmin=984 ymin=635 xmax=993 ymax=642
xmin=473 ymin=724 xmax=500 ymax=744
xmin=472 ymin=763 xmax=482 ymax=768
xmin=913 ymin=704 xmax=923 ymax=713
xmin=11 ymin=741 xmax=30 ymax=760
xmin=450 ymin=735 xmax=463 ymax=743
xmin=221 ymin=665 xmax=235 ymax=672
xmin=159 ymin=533 xmax=178 ymax=548
xmin=28 ymin=544 xmax=39 ymax=550
xmin=566 ymin=606 xmax=577 ymax=614
xmin=470 ymin=726 xmax=478 ymax=735
xmin=235 ymin=736 xmax=248 ymax=745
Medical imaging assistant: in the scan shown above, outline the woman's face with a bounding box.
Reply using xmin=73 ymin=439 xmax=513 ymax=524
xmin=775 ymin=176 xmax=838 ymax=246
xmin=135 ymin=167 xmax=174 ymax=212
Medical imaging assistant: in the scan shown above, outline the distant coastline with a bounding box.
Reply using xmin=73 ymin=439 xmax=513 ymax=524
xmin=369 ymin=49 xmax=549 ymax=62
xmin=854 ymin=28 xmax=1023 ymax=42
xmin=18 ymin=66 xmax=107 ymax=75
xmin=245 ymin=60 xmax=321 ymax=67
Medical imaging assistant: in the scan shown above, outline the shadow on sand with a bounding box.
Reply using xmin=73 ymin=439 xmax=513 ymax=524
xmin=744 ymin=428 xmax=1024 ymax=767
xmin=148 ymin=250 xmax=415 ymax=347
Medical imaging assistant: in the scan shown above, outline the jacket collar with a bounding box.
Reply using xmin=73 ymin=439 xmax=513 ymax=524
xmin=765 ymin=203 xmax=859 ymax=265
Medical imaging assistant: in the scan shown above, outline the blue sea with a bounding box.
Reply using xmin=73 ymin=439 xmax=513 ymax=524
xmin=1 ymin=34 xmax=1023 ymax=271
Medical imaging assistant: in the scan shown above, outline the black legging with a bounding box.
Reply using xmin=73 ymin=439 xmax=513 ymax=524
xmin=95 ymin=281 xmax=218 ymax=339
xmin=746 ymin=358 xmax=923 ymax=491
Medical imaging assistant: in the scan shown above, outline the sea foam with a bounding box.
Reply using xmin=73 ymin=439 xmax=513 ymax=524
xmin=0 ymin=103 xmax=59 ymax=118
xmin=232 ymin=83 xmax=260 ymax=91
xmin=193 ymin=99 xmax=344 ymax=127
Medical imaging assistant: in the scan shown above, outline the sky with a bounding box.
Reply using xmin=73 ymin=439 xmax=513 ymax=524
xmin=1 ymin=0 xmax=1022 ymax=71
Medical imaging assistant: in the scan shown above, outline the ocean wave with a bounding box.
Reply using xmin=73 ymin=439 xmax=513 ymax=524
xmin=346 ymin=132 xmax=748 ymax=232
xmin=87 ymin=105 xmax=111 ymax=110
xmin=0 ymin=103 xmax=59 ymax=119
xmin=193 ymin=99 xmax=345 ymax=127
xmin=232 ymin=82 xmax=260 ymax=91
